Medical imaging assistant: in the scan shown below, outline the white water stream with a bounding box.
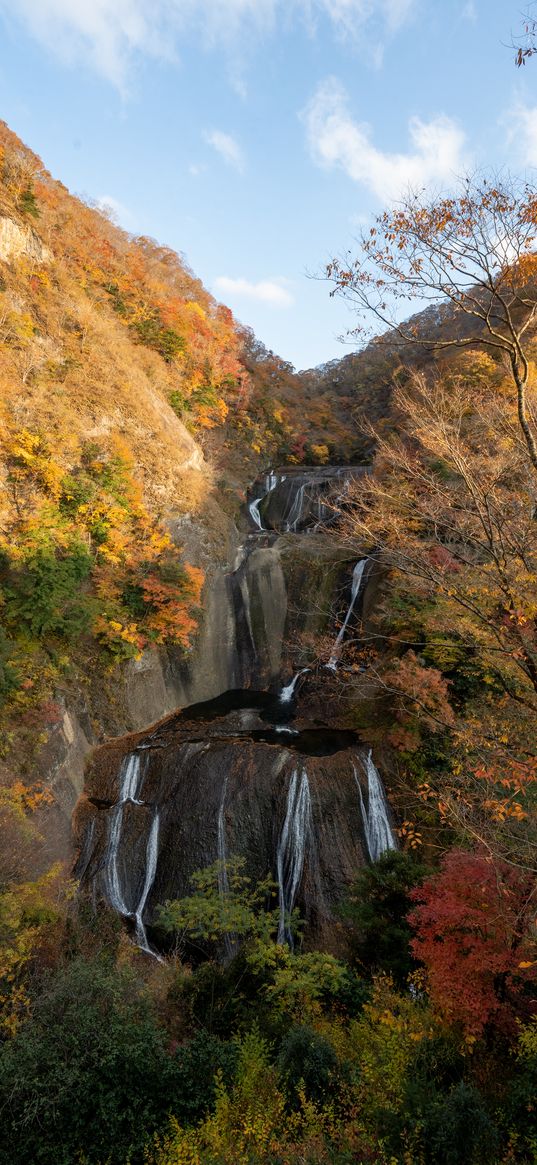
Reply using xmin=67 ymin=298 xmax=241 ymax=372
xmin=248 ymin=471 xmax=285 ymax=531
xmin=327 ymin=559 xmax=367 ymax=670
xmin=354 ymin=750 xmax=396 ymax=861
xmin=284 ymin=483 xmax=306 ymax=532
xmin=134 ymin=811 xmax=161 ymax=955
xmin=105 ymin=752 xmax=161 ymax=957
xmin=276 ymin=767 xmax=313 ymax=945
xmin=279 ymin=667 xmax=311 ymax=704
xmin=106 ymin=753 xmax=142 ymax=915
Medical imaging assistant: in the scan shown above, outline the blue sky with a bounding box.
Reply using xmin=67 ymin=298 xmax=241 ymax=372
xmin=0 ymin=1 xmax=536 ymax=369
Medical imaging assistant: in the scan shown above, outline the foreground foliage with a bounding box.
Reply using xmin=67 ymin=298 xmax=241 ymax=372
xmin=0 ymin=847 xmax=535 ymax=1164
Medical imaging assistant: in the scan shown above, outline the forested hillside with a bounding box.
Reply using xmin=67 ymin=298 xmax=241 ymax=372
xmin=0 ymin=122 xmax=370 ymax=785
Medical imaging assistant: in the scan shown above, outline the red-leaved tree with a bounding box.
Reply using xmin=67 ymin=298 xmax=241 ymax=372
xmin=408 ymin=849 xmax=537 ymax=1040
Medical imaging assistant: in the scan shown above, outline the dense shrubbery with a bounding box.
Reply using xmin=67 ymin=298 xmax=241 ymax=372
xmin=0 ymin=850 xmax=533 ymax=1164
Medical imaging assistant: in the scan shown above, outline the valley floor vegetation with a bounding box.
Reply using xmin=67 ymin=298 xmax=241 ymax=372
xmin=0 ymin=848 xmax=536 ymax=1165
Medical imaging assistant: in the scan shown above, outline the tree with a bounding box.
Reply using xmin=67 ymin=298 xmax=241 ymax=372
xmin=408 ymin=849 xmax=537 ymax=1041
xmin=327 ymin=176 xmax=537 ymax=473
xmin=157 ymin=857 xmax=280 ymax=957
xmin=337 ymin=356 xmax=537 ymax=854
xmin=0 ymin=957 xmax=179 ymax=1165
xmin=326 ymin=179 xmax=537 ymax=854
xmin=514 ymin=5 xmax=537 ymax=66
xmin=343 ymin=850 xmax=428 ymax=987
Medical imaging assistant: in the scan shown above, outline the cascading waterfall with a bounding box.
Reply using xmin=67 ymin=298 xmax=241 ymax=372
xmin=279 ymin=667 xmax=310 ymax=704
xmin=248 ymin=497 xmax=264 ymax=530
xmin=106 ymin=753 xmax=142 ymax=915
xmin=277 ymin=767 xmax=313 ymax=945
xmin=284 ymin=483 xmax=306 ymax=532
xmin=248 ymin=471 xmax=285 ymax=531
xmin=104 ymin=751 xmax=161 ymax=957
xmin=354 ymin=750 xmax=396 ymax=861
xmin=134 ymin=810 xmax=161 ymax=955
xmin=327 ymin=558 xmax=367 ymax=671
xmin=82 ymin=462 xmax=395 ymax=957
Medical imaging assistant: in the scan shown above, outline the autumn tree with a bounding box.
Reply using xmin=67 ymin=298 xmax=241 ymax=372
xmin=341 ymin=357 xmax=537 ymax=856
xmin=327 ymin=178 xmax=537 ymax=856
xmin=408 ymin=849 xmax=537 ymax=1041
xmin=327 ymin=176 xmax=537 ymax=473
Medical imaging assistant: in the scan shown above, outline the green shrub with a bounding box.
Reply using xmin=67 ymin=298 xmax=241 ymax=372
xmin=132 ymin=315 xmax=185 ymax=362
xmin=0 ymin=957 xmax=178 ymax=1165
xmin=277 ymin=1024 xmax=340 ymax=1106
xmin=425 ymin=1082 xmax=499 ymax=1165
xmin=17 ymin=184 xmax=39 ymax=218
xmin=172 ymin=1030 xmax=237 ymax=1125
xmin=5 ymin=539 xmax=92 ymax=639
xmin=343 ymin=850 xmax=428 ymax=987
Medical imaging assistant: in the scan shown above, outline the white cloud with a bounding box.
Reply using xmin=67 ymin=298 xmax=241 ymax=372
xmin=204 ymin=130 xmax=245 ymax=172
xmin=96 ymin=194 xmax=135 ymax=227
xmin=0 ymin=0 xmax=417 ymax=89
xmin=214 ymin=275 xmax=294 ymax=307
xmin=0 ymin=0 xmax=170 ymax=90
xmin=505 ymin=102 xmax=537 ymax=168
xmin=302 ymin=77 xmax=468 ymax=201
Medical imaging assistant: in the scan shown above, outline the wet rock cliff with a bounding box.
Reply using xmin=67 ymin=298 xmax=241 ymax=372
xmin=74 ymin=466 xmax=396 ymax=955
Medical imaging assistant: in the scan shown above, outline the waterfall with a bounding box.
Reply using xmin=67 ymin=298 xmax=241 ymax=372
xmin=106 ymin=753 xmax=142 ymax=916
xmin=284 ymin=483 xmax=306 ymax=532
xmin=248 ymin=471 xmax=284 ymax=530
xmin=279 ymin=667 xmax=310 ymax=704
xmin=327 ymin=558 xmax=367 ymax=670
xmin=354 ymin=750 xmax=396 ymax=861
xmin=248 ymin=497 xmax=264 ymax=530
xmin=217 ymin=775 xmax=230 ymax=899
xmin=217 ymin=775 xmax=234 ymax=959
xmin=104 ymin=752 xmax=161 ymax=958
xmin=277 ymin=767 xmax=313 ymax=945
xmin=134 ymin=810 xmax=160 ymax=955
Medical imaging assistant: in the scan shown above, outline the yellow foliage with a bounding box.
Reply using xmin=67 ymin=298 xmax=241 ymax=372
xmin=0 ymin=864 xmax=71 ymax=1036
xmin=310 ymin=443 xmax=330 ymax=464
xmin=146 ymin=1030 xmax=338 ymax=1165
xmin=347 ymin=977 xmax=436 ymax=1113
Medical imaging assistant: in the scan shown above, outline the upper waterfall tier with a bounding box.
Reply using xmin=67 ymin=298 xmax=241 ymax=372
xmin=247 ymin=465 xmax=366 ymax=533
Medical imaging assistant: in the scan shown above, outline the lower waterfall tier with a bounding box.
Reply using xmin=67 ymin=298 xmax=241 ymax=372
xmin=75 ymin=693 xmax=395 ymax=955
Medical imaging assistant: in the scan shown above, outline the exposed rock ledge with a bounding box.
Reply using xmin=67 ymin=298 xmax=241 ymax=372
xmin=0 ymin=215 xmax=52 ymax=264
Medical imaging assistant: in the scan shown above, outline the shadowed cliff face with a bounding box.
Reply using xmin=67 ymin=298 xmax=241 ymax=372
xmin=74 ymin=465 xmax=395 ymax=955
xmin=75 ymin=697 xmax=395 ymax=952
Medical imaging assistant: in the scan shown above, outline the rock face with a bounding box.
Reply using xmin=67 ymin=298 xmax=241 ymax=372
xmin=75 ymin=695 xmax=395 ymax=953
xmin=248 ymin=466 xmax=366 ymax=533
xmin=0 ymin=216 xmax=52 ymax=264
xmin=75 ymin=465 xmax=397 ymax=954
xmin=168 ymin=542 xmax=288 ymax=704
